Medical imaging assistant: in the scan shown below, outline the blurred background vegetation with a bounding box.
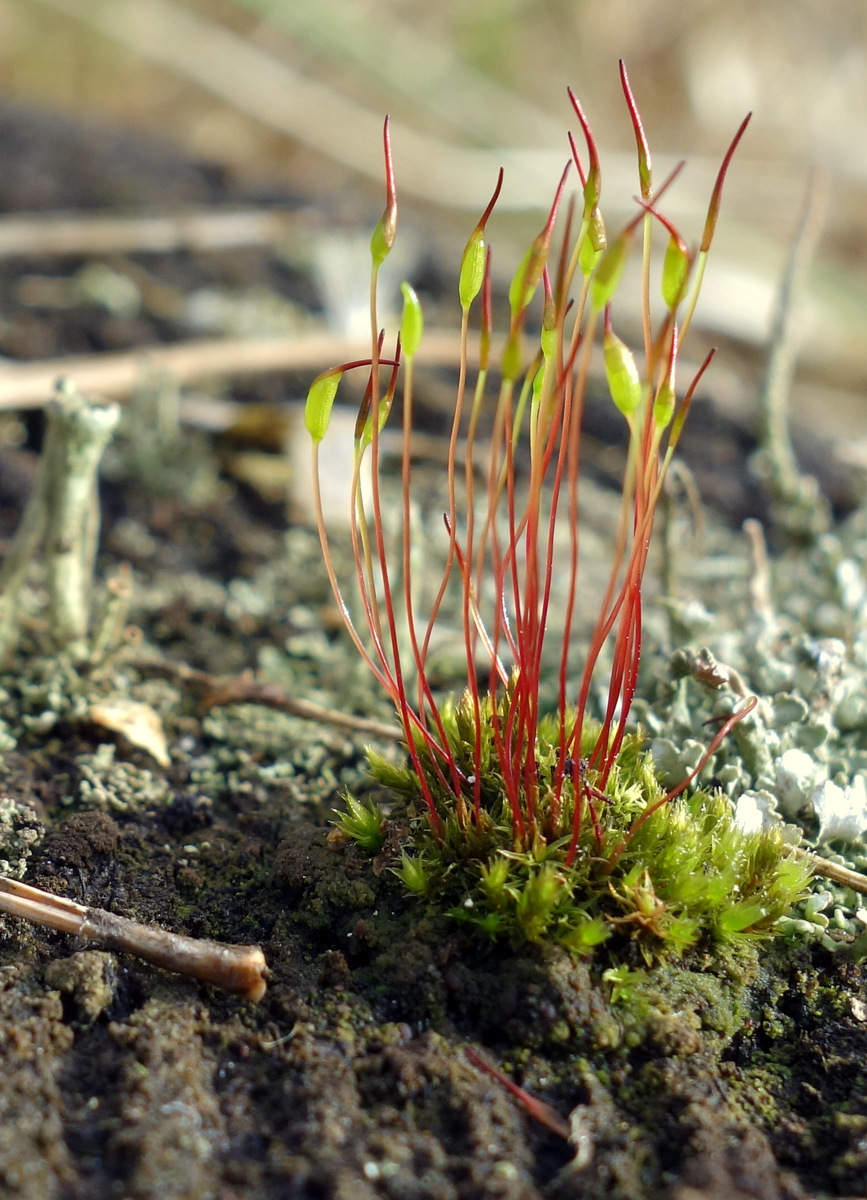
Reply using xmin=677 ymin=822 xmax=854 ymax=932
xmin=1 ymin=0 xmax=867 ymax=443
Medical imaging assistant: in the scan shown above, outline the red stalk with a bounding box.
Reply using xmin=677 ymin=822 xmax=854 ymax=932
xmin=464 ymin=1048 xmax=571 ymax=1141
xmin=619 ymin=59 xmax=652 ymax=201
xmin=310 ymin=76 xmax=748 ymax=860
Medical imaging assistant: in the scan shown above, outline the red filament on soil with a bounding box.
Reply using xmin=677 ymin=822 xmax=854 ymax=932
xmin=464 ymin=1047 xmax=571 ymax=1141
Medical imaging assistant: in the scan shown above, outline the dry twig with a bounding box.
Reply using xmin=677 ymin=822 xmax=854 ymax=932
xmin=131 ymin=656 xmax=402 ymax=742
xmin=793 ymin=847 xmax=867 ymax=897
xmin=0 ymin=330 xmax=467 ymax=411
xmin=0 ymin=208 xmax=297 ymax=259
xmin=0 ymin=875 xmax=268 ymax=1000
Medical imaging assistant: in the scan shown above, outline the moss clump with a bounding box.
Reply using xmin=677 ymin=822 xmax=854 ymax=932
xmin=337 ymin=692 xmax=812 ymax=960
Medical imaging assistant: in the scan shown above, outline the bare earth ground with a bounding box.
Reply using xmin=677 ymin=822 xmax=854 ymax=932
xmin=0 ymin=105 xmax=866 ymax=1200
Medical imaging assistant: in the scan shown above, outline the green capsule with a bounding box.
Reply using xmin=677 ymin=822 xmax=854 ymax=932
xmin=591 ymin=234 xmax=630 ymax=311
xmin=579 ymin=206 xmax=607 ymax=277
xmin=305 ymin=371 xmax=343 ymax=443
xmin=531 ymin=358 xmax=548 ymax=408
xmin=400 ymin=282 xmax=424 ymax=358
xmin=508 ymin=239 xmax=545 ymax=319
xmin=501 ymin=331 xmax=523 ymax=383
xmin=582 ymin=169 xmax=600 ymax=218
xmin=459 ymin=229 xmax=486 ymax=309
xmin=604 ymin=328 xmax=642 ymax=417
xmin=370 ymin=209 xmax=397 ymax=267
xmin=358 ymin=395 xmax=393 ymax=450
xmin=661 ymin=235 xmax=690 ymax=310
xmin=653 ymin=380 xmax=676 ymax=430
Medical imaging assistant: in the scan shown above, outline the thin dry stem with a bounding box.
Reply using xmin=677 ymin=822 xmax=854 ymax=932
xmin=0 ymin=331 xmax=473 ymax=411
xmin=791 ymin=849 xmax=867 ymax=897
xmin=0 ymin=876 xmax=268 ymax=1001
xmin=0 ymin=208 xmax=297 ymax=259
xmin=130 ymin=655 xmax=403 ymax=742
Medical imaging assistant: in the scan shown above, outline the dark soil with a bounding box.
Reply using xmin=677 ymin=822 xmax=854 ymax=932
xmin=0 ymin=103 xmax=865 ymax=1200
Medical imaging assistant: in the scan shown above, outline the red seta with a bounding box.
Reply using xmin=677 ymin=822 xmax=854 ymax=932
xmin=306 ymin=77 xmax=754 ymax=863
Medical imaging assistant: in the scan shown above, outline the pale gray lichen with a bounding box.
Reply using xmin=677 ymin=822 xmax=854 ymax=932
xmin=639 ymin=517 xmax=867 ymax=836
xmin=774 ymin=747 xmax=823 ymax=815
xmin=196 ymin=703 xmax=361 ymax=807
xmin=732 ymin=790 xmax=788 ymax=837
xmin=75 ymin=743 xmax=170 ymax=812
xmin=0 ymin=794 xmax=44 ymax=878
xmin=0 ymin=384 xmax=120 ymax=661
xmin=13 ymin=656 xmax=93 ymax=733
xmin=630 ymin=501 xmax=867 ymax=940
xmin=810 ymin=777 xmax=867 ymax=844
xmin=0 ymin=657 xmax=183 ymax=774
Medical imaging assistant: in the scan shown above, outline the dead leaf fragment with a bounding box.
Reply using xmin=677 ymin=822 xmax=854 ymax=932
xmin=89 ymin=699 xmax=170 ymax=767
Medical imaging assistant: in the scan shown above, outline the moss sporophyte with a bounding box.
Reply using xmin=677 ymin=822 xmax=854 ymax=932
xmin=305 ymin=66 xmax=812 ymax=959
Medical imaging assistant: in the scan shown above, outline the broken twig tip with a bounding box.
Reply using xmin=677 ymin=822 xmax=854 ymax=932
xmin=0 ymin=875 xmax=269 ymax=1002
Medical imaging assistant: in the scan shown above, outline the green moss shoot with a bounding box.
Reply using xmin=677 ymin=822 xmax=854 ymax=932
xmin=351 ymin=693 xmax=812 ymax=960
